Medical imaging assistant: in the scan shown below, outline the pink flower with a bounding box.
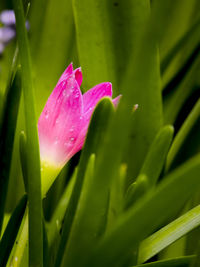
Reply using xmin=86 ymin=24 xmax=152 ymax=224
xmin=38 ymin=63 xmax=120 ymax=169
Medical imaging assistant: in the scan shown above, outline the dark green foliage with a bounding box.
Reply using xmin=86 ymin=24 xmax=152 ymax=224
xmin=0 ymin=0 xmax=200 ymax=266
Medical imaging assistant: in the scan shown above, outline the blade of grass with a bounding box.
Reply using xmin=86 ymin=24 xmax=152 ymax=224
xmin=73 ymin=0 xmax=150 ymax=93
xmin=124 ymin=174 xmax=149 ymax=210
xmin=47 ymin=169 xmax=77 ymax=246
xmin=54 ymin=98 xmax=115 ymax=267
xmin=139 ymin=125 xmax=174 ymax=186
xmin=166 ymin=98 xmax=200 ymax=171
xmin=19 ymin=131 xmax=28 ymax=193
xmin=163 ymin=50 xmax=200 ymax=124
xmin=0 ymin=195 xmax=27 ymax=267
xmin=124 ymin=124 xmax=174 ymax=209
xmin=30 ymin=0 xmax=76 ymax=116
xmin=0 ymin=68 xmax=21 ymax=235
xmin=106 ymin=164 xmax=127 ymax=231
xmin=13 ymin=0 xmax=43 ymax=265
xmin=121 ymin=4 xmax=163 ymax=181
xmin=138 ymin=204 xmax=200 ymax=263
xmin=160 ymin=2 xmax=200 ymax=87
xmin=161 ymin=15 xmax=200 ymax=75
xmin=7 ymin=208 xmax=28 ymax=267
xmin=133 ymin=255 xmax=195 ymax=267
xmin=87 ymin=155 xmax=200 ymax=267
xmin=43 ymin=219 xmax=48 ymax=267
xmin=60 ymin=154 xmax=96 ymax=266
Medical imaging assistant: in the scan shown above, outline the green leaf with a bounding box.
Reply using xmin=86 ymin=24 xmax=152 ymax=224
xmin=134 ymin=256 xmax=195 ymax=267
xmin=0 ymin=68 xmax=21 ymax=235
xmin=54 ymin=98 xmax=115 ymax=267
xmin=161 ymin=16 xmax=200 ymax=75
xmin=6 ymin=208 xmax=28 ymax=267
xmin=13 ymin=0 xmax=43 ymax=265
xmin=124 ymin=174 xmax=149 ymax=210
xmin=124 ymin=125 xmax=174 ymax=209
xmin=30 ymin=0 xmax=76 ymax=115
xmin=163 ymin=50 xmax=200 ymax=124
xmin=138 ymin=204 xmax=200 ymax=263
xmin=166 ymin=98 xmax=200 ymax=171
xmin=0 ymin=195 xmax=27 ymax=267
xmin=47 ymin=168 xmax=77 ymax=266
xmin=88 ymin=155 xmax=200 ymax=267
xmin=43 ymin=220 xmax=49 ymax=267
xmin=159 ymin=0 xmax=200 ymax=87
xmin=122 ymin=2 xmax=163 ymax=181
xmin=158 ymin=0 xmax=198 ymax=59
xmin=139 ymin=125 xmax=174 ymax=186
xmin=106 ymin=164 xmax=127 ymax=231
xmin=73 ymin=0 xmax=149 ymax=93
xmin=19 ymin=131 xmax=28 ymax=193
xmin=60 ymin=154 xmax=96 ymax=266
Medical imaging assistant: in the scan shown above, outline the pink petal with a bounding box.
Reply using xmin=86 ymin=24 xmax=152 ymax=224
xmin=38 ymin=72 xmax=83 ymax=167
xmin=112 ymin=95 xmax=122 ymax=107
xmin=58 ymin=63 xmax=73 ymax=84
xmin=68 ymin=87 xmax=120 ymax=158
xmin=74 ymin=67 xmax=83 ymax=87
xmin=66 ymin=112 xmax=91 ymax=160
xmin=82 ymin=82 xmax=112 ymax=113
xmin=66 ymin=119 xmax=87 ymax=160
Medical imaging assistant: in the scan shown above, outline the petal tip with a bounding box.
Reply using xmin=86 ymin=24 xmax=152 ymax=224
xmin=74 ymin=67 xmax=83 ymax=87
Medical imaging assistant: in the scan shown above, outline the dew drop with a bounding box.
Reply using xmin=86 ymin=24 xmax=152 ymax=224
xmin=80 ymin=116 xmax=83 ymax=120
xmin=44 ymin=110 xmax=49 ymax=119
xmin=56 ymin=119 xmax=59 ymax=124
xmin=70 ymin=137 xmax=75 ymax=142
xmin=63 ymin=90 xmax=66 ymax=96
xmin=75 ymin=93 xmax=79 ymax=98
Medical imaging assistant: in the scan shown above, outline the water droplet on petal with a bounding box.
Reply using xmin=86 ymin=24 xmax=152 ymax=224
xmin=70 ymin=137 xmax=75 ymax=142
xmin=63 ymin=90 xmax=66 ymax=96
xmin=44 ymin=110 xmax=49 ymax=119
xmin=56 ymin=119 xmax=59 ymax=124
xmin=80 ymin=116 xmax=83 ymax=120
xmin=75 ymin=93 xmax=79 ymax=98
